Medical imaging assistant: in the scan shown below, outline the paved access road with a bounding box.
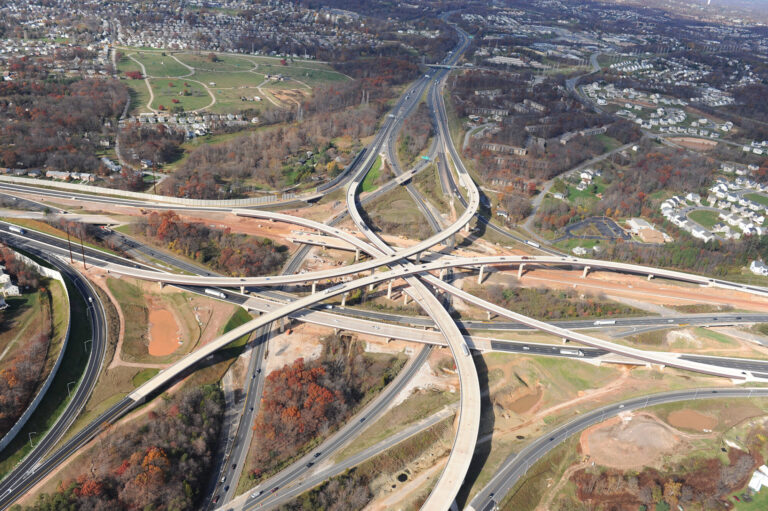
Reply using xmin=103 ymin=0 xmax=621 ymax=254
xmin=468 ymin=387 xmax=768 ymax=511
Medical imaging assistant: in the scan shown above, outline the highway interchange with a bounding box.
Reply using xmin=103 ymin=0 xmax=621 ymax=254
xmin=1 ymin=21 xmax=768 ymax=511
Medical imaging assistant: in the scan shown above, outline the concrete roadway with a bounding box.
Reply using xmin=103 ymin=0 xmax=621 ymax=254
xmin=339 ymin=26 xmax=480 ymax=511
xmin=467 ymin=387 xmax=768 ymax=511
xmin=9 ymin=223 xmax=768 ymax=377
xmin=0 ymin=242 xmax=110 ymax=510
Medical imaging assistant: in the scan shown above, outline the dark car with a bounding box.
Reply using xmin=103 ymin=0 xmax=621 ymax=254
xmin=271 ymin=487 xmax=279 ymax=493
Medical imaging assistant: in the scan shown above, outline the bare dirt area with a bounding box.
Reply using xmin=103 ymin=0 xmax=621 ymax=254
xmin=520 ymin=267 xmax=768 ymax=311
xmin=147 ymin=307 xmax=180 ymax=356
xmin=391 ymin=347 xmax=460 ymax=407
xmin=667 ymin=409 xmax=718 ymax=431
xmin=581 ymin=413 xmax=683 ymax=470
xmin=638 ymin=227 xmax=666 ymax=243
xmin=668 ymin=137 xmax=718 ymax=151
xmin=271 ymin=88 xmax=308 ymax=106
xmin=263 ymin=322 xmax=326 ymax=374
xmin=175 ymin=211 xmax=300 ymax=250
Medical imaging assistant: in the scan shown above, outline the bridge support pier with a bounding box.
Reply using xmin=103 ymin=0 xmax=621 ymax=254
xmin=477 ymin=265 xmax=486 ymax=285
xmin=581 ymin=265 xmax=591 ymax=278
xmin=158 ymin=282 xmax=165 ymax=289
xmin=403 ymin=293 xmax=410 ymax=306
xmin=240 ymin=286 xmax=245 ymax=294
xmin=387 ymin=280 xmax=393 ymax=300
xmin=354 ymin=248 xmax=360 ymax=262
xmin=415 ymin=252 xmax=421 ymax=264
xmin=280 ymin=317 xmax=286 ymax=332
xmin=487 ymin=310 xmax=493 ymax=321
xmin=439 ymin=268 xmax=445 ymax=281
xmin=518 ymin=263 xmax=525 ymax=279
xmin=647 ymin=274 xmax=654 ymax=281
xmin=341 ymin=292 xmax=348 ymax=308
xmin=311 ymin=281 xmax=316 ymax=294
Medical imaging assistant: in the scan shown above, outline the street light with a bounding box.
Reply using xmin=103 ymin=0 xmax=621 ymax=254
xmin=84 ymin=339 xmax=92 ymax=353
xmin=28 ymin=432 xmax=37 ymax=447
xmin=67 ymin=381 xmax=77 ymax=397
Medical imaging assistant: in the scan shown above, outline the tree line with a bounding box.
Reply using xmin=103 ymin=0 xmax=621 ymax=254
xmin=17 ymin=385 xmax=224 ymax=510
xmin=248 ymin=335 xmax=404 ymax=482
xmin=138 ymin=210 xmax=287 ymax=276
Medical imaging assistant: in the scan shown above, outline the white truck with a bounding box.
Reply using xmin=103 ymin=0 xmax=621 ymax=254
xmin=204 ymin=288 xmax=226 ymax=299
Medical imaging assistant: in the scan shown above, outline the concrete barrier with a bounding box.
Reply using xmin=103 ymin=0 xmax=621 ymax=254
xmin=0 ymin=252 xmax=70 ymax=453
xmin=0 ymin=175 xmax=317 ymax=208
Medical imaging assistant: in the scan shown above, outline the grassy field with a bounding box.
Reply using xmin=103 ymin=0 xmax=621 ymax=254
xmin=364 ymin=185 xmax=433 ymax=240
xmin=117 ymin=48 xmax=348 ymax=114
xmin=499 ymin=435 xmax=581 ymax=511
xmin=361 ymin=156 xmax=382 ymax=193
xmin=688 ymin=209 xmax=720 ymax=229
xmin=149 ymin=78 xmax=212 ymax=112
xmin=745 ymin=193 xmax=768 ymax=208
xmin=106 ymin=278 xmax=149 ymax=362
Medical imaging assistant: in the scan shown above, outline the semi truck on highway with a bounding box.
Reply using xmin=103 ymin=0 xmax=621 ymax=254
xmin=204 ymin=288 xmax=226 ymax=299
xmin=559 ymin=348 xmax=584 ymax=357
xmin=8 ymin=226 xmax=25 ymax=235
xmin=525 ymin=240 xmax=540 ymax=248
xmin=593 ymin=320 xmax=616 ymax=326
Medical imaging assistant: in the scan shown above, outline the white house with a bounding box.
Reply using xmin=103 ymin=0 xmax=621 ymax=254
xmin=750 ymin=260 xmax=768 ymax=276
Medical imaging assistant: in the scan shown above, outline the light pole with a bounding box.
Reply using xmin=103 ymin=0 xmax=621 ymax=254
xmin=28 ymin=432 xmax=37 ymax=447
xmin=84 ymin=339 xmax=92 ymax=353
xmin=67 ymin=381 xmax=77 ymax=397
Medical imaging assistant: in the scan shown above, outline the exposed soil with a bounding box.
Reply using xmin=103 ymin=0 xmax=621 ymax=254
xmin=581 ymin=413 xmax=682 ymax=470
xmin=669 ymin=136 xmax=718 ymax=151
xmin=500 ymin=386 xmax=543 ymax=414
xmin=147 ymin=308 xmax=180 ymax=356
xmin=638 ymin=227 xmax=665 ymax=243
xmin=667 ymin=409 xmax=718 ymax=432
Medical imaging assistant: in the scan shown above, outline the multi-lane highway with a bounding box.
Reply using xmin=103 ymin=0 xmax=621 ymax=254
xmin=2 ymin=17 xmax=768 ymax=511
xmin=0 ymin=241 xmax=109 ymax=510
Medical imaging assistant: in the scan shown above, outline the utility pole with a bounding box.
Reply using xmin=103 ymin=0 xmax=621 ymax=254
xmin=66 ymin=225 xmax=74 ymax=264
xmin=80 ymin=235 xmax=87 ymax=270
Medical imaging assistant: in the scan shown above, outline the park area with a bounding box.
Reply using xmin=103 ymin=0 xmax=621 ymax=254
xmin=116 ymin=48 xmax=349 ymax=114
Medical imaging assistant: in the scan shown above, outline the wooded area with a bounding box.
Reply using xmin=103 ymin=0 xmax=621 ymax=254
xmin=248 ymin=335 xmax=404 ymax=482
xmin=0 ymin=68 xmax=127 ymax=173
xmin=139 ymin=210 xmax=287 ymax=276
xmin=20 ymin=385 xmax=224 ymax=510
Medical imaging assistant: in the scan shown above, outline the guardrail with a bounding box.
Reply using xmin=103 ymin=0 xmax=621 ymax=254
xmin=0 ymin=175 xmax=316 ymax=207
xmin=0 ymin=252 xmax=71 ymax=453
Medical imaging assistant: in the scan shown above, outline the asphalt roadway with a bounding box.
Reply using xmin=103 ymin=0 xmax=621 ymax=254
xmin=467 ymin=387 xmax=768 ymax=511
xmin=0 ymin=242 xmax=111 ymax=509
xmin=235 ymin=345 xmax=433 ymax=509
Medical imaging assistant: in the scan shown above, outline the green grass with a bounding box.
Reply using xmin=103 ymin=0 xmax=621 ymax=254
xmin=499 ymin=435 xmax=581 ymax=511
xmin=149 ymin=78 xmax=212 ymax=112
xmin=734 ymin=488 xmax=768 ymax=509
xmin=594 ymin=134 xmax=622 ymax=152
xmin=335 ymin=389 xmax=457 ymax=461
xmin=361 ymin=156 xmax=382 ymax=193
xmin=132 ymin=368 xmax=160 ymax=387
xmin=694 ymin=327 xmax=738 ymax=347
xmin=0 ymin=273 xmax=91 ymax=479
xmin=745 ymin=193 xmax=768 ymax=208
xmin=106 ymin=278 xmax=149 ymax=362
xmin=129 ymin=51 xmax=190 ymax=77
xmin=566 ymin=177 xmax=606 ymax=203
xmin=220 ymin=307 xmax=254 ymax=350
xmin=688 ymin=210 xmax=720 ymax=229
